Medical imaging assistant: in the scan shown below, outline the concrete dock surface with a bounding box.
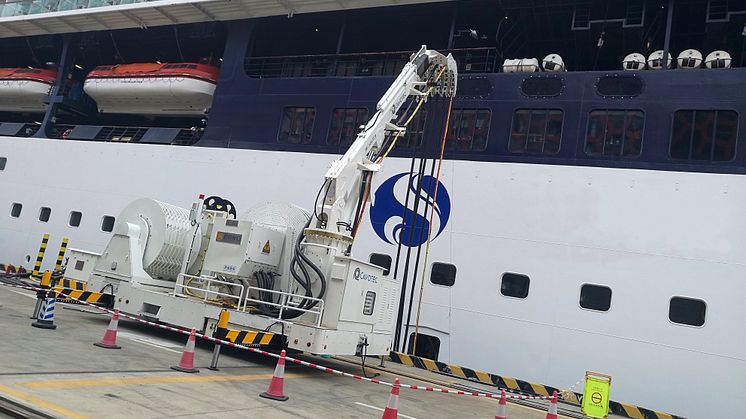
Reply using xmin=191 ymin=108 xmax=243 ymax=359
xmin=0 ymin=285 xmax=587 ymax=419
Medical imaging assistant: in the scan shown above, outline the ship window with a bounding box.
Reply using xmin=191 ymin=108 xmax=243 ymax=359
xmin=596 ymin=75 xmax=644 ymax=97
xmin=669 ymin=297 xmax=706 ymax=327
xmin=501 ymin=273 xmax=529 ymax=299
xmin=670 ymin=110 xmax=738 ymax=161
xmin=445 ymin=109 xmax=490 ymax=152
xmin=430 ymin=262 xmax=456 ymax=287
xmin=101 ymin=216 xmax=115 ymax=232
xmin=0 ymin=157 xmax=6 ymax=170
xmin=396 ymin=109 xmax=427 ymax=149
xmin=579 ymin=284 xmax=612 ymax=312
xmin=278 ymin=107 xmax=316 ymax=145
xmin=585 ymin=110 xmax=644 ymax=157
xmin=509 ymin=109 xmax=563 ymax=154
xmin=520 ymin=77 xmax=563 ymax=97
xmin=68 ymin=211 xmax=82 ymax=227
xmin=10 ymin=203 xmax=22 ymax=218
xmin=38 ymin=207 xmax=51 ymax=223
xmin=407 ymin=332 xmax=440 ymax=360
xmin=369 ymin=253 xmax=392 ymax=276
xmin=327 ymin=108 xmax=369 ymax=147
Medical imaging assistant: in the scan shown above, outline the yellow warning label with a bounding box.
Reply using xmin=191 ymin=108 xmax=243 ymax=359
xmin=262 ymin=241 xmax=271 ymax=254
xmin=582 ymin=372 xmax=611 ymax=418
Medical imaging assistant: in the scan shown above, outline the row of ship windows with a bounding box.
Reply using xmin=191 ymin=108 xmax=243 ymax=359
xmin=370 ymin=254 xmax=707 ymax=328
xmin=280 ymin=107 xmax=739 ymax=162
xmin=8 ymin=203 xmax=116 ymax=233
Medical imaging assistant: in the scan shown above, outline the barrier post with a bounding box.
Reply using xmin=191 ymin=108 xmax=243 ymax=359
xmin=53 ymin=237 xmax=69 ymax=274
xmin=30 ymin=271 xmax=53 ymax=319
xmin=208 ymin=309 xmax=230 ymax=371
xmin=31 ymin=234 xmax=50 ymax=278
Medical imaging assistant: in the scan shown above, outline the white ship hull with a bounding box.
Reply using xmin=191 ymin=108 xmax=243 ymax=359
xmin=0 ymin=136 xmax=743 ymax=418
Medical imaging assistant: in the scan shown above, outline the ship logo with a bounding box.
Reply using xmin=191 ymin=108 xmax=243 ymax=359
xmin=370 ymin=172 xmax=451 ymax=247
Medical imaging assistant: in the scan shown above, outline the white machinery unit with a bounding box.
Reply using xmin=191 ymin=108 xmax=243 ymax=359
xmin=542 ymin=54 xmax=565 ymax=72
xmin=502 ymin=58 xmax=540 ymax=73
xmin=647 ymin=50 xmax=673 ymax=70
xmin=72 ymin=45 xmax=458 ymax=357
xmin=705 ymin=50 xmax=732 ymax=69
xmin=677 ymin=49 xmax=703 ymax=69
xmin=622 ymin=53 xmax=646 ymax=70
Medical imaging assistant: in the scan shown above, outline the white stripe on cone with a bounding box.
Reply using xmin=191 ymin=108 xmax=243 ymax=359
xmin=495 ymin=390 xmax=507 ymax=419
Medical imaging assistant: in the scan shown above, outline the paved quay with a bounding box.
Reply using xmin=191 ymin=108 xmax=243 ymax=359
xmin=0 ymin=285 xmax=577 ymax=419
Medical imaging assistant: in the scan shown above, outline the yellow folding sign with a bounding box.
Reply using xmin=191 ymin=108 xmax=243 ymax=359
xmin=582 ymin=371 xmax=611 ymax=418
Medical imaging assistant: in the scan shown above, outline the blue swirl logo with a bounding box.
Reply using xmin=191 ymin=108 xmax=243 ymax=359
xmin=370 ymin=173 xmax=451 ymax=247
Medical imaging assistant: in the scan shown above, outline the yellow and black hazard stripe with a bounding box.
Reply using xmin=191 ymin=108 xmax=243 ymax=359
xmin=387 ymin=352 xmax=684 ymax=419
xmin=224 ymin=329 xmax=275 ymax=346
xmin=52 ymin=287 xmax=114 ymax=308
xmin=53 ymin=278 xmax=87 ymax=291
xmin=54 ymin=237 xmax=69 ymax=272
xmin=32 ymin=234 xmax=50 ymax=278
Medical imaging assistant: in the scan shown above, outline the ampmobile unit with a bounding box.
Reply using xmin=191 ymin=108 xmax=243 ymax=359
xmin=63 ymin=46 xmax=457 ymax=356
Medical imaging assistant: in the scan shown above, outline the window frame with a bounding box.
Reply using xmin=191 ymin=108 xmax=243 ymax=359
xmin=9 ymin=202 xmax=22 ymax=218
xmin=508 ymin=108 xmax=564 ymax=155
xmin=578 ymin=283 xmax=613 ymax=312
xmin=326 ymin=108 xmax=369 ymax=147
xmin=277 ymin=107 xmax=317 ymax=145
xmin=445 ymin=108 xmax=491 ymax=152
xmin=68 ymin=210 xmax=83 ymax=228
xmin=668 ymin=296 xmax=707 ymax=328
xmin=101 ymin=215 xmax=115 ymax=232
xmin=369 ymin=253 xmax=392 ymax=276
xmin=669 ymin=109 xmax=739 ymax=162
xmin=38 ymin=207 xmax=51 ymax=223
xmin=500 ymin=272 xmax=530 ymax=299
xmin=584 ymin=109 xmax=645 ymax=158
xmin=429 ymin=262 xmax=456 ymax=287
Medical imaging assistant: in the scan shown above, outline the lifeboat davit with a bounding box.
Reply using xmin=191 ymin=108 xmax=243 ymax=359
xmin=0 ymin=68 xmax=57 ymax=113
xmin=83 ymin=62 xmax=219 ymax=116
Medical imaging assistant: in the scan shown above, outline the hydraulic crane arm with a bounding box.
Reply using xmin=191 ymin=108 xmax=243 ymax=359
xmin=307 ymin=45 xmax=458 ymax=251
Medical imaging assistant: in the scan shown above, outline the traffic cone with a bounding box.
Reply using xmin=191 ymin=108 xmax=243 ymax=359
xmin=495 ymin=390 xmax=507 ymax=419
xmin=381 ymin=377 xmax=401 ymax=419
xmin=94 ymin=309 xmax=122 ymax=349
xmin=546 ymin=391 xmax=558 ymax=419
xmin=171 ymin=329 xmax=199 ymax=373
xmin=31 ymin=296 xmax=57 ymax=330
xmin=260 ymin=350 xmax=289 ymax=401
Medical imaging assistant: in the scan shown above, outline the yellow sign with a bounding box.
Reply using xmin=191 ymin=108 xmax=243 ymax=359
xmin=582 ymin=371 xmax=611 ymax=419
xmin=262 ymin=241 xmax=271 ymax=254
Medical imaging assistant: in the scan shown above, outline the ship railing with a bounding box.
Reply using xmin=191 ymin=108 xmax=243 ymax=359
xmin=174 ymin=273 xmax=245 ymax=308
xmin=245 ymin=47 xmax=499 ymax=78
xmin=243 ymin=286 xmax=325 ymax=327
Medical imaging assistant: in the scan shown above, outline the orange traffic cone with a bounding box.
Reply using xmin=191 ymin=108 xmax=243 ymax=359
xmin=260 ymin=350 xmax=289 ymax=401
xmin=381 ymin=377 xmax=401 ymax=419
xmin=495 ymin=390 xmax=507 ymax=419
xmin=171 ymin=329 xmax=199 ymax=373
xmin=546 ymin=391 xmax=558 ymax=419
xmin=94 ymin=309 xmax=121 ymax=349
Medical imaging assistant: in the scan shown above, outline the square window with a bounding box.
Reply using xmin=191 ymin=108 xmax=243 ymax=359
xmin=69 ymin=211 xmax=82 ymax=227
xmin=669 ymin=297 xmax=706 ymax=327
xmin=407 ymin=332 xmax=440 ymax=360
xmin=369 ymin=253 xmax=392 ymax=276
xmin=39 ymin=207 xmax=51 ymax=222
xmin=579 ymin=284 xmax=612 ymax=311
xmin=10 ymin=202 xmax=22 ymax=218
xmin=501 ymin=273 xmax=530 ymax=298
xmin=0 ymin=157 xmax=6 ymax=170
xmin=101 ymin=215 xmax=115 ymax=232
xmin=430 ymin=262 xmax=456 ymax=287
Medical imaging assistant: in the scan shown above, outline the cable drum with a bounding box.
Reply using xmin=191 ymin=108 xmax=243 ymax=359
xmin=116 ymin=198 xmax=196 ymax=281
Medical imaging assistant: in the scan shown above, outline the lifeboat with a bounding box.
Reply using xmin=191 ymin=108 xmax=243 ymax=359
xmin=0 ymin=68 xmax=57 ymax=113
xmin=83 ymin=62 xmax=219 ymax=116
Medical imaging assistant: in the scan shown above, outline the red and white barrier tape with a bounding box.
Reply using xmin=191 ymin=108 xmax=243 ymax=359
xmin=1 ymin=281 xmax=553 ymax=401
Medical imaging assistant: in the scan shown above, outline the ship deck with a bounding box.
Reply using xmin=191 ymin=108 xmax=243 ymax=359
xmin=0 ymin=285 xmax=595 ymax=419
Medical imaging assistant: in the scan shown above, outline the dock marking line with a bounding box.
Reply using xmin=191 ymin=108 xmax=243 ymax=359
xmin=0 ymin=383 xmax=89 ymax=419
xmin=9 ymin=289 xmax=38 ymax=300
xmin=117 ymin=331 xmax=183 ymax=353
xmin=18 ymin=372 xmax=306 ymax=389
xmin=354 ymin=402 xmax=418 ymax=419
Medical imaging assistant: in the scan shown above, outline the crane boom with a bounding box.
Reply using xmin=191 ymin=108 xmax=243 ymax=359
xmin=306 ymin=45 xmax=457 ymax=252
